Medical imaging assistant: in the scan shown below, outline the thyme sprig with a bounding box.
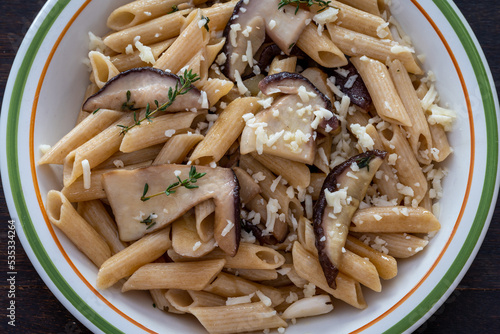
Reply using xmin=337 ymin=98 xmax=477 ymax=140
xmin=118 ymin=70 xmax=200 ymax=134
xmin=140 ymin=166 xmax=206 ymax=202
xmin=201 ymin=15 xmax=210 ymax=32
xmin=278 ymin=0 xmax=331 ymax=14
xmin=140 ymin=214 xmax=157 ymax=229
xmin=170 ymin=5 xmax=179 ymax=14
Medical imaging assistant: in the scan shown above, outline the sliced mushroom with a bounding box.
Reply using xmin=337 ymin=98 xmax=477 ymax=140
xmin=221 ymin=0 xmax=312 ymax=80
xmin=240 ymin=72 xmax=340 ymax=163
xmin=102 ymin=164 xmax=240 ymax=256
xmin=82 ymin=67 xmax=204 ymax=112
xmin=326 ymin=61 xmax=372 ymax=110
xmin=313 ymin=150 xmax=386 ymax=288
xmin=240 ymin=94 xmax=317 ymax=164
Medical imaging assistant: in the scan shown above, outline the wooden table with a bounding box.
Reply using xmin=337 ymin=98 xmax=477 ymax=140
xmin=0 ymin=1 xmax=499 ymax=333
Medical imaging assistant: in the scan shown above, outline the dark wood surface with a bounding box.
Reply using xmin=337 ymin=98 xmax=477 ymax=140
xmin=0 ymin=1 xmax=499 ymax=333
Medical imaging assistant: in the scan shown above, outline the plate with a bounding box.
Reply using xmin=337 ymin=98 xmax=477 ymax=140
xmin=1 ymin=0 xmax=499 ymax=333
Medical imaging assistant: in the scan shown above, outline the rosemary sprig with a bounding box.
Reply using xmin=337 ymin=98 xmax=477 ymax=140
xmin=140 ymin=213 xmax=157 ymax=229
xmin=140 ymin=166 xmax=206 ymax=202
xmin=278 ymin=0 xmax=331 ymax=14
xmin=118 ymin=70 xmax=200 ymax=134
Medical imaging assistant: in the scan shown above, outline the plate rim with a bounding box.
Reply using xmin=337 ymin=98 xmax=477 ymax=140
xmin=1 ymin=0 xmax=499 ymax=333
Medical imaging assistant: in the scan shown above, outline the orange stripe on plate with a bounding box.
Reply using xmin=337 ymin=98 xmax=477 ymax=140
xmin=352 ymin=1 xmax=475 ymax=332
xmin=29 ymin=1 xmax=157 ymax=333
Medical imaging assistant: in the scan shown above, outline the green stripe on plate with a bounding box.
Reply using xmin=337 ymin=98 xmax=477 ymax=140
xmin=386 ymin=1 xmax=499 ymax=333
xmin=6 ymin=1 xmax=123 ymax=333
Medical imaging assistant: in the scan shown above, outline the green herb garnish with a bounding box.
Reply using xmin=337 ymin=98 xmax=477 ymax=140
xmin=92 ymin=108 xmax=101 ymax=115
xmin=140 ymin=213 xmax=157 ymax=229
xmin=278 ymin=0 xmax=331 ymax=14
xmin=201 ymin=15 xmax=210 ymax=32
xmin=170 ymin=5 xmax=179 ymax=13
xmin=141 ymin=166 xmax=206 ymax=202
xmin=118 ymin=70 xmax=200 ymax=134
xmin=121 ymin=90 xmax=139 ymax=111
xmin=355 ymin=154 xmax=375 ymax=171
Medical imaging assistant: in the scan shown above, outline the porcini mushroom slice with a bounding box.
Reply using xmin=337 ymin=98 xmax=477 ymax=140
xmin=259 ymin=72 xmax=340 ymax=134
xmin=221 ymin=0 xmax=312 ymax=80
xmin=240 ymin=94 xmax=317 ymax=164
xmin=313 ymin=150 xmax=386 ymax=288
xmin=102 ymin=164 xmax=240 ymax=256
xmin=82 ymin=67 xmax=204 ymax=112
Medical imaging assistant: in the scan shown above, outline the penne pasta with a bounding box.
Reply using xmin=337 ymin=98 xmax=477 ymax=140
xmin=122 ymin=259 xmax=226 ymax=291
xmin=190 ymin=97 xmax=261 ymax=164
xmin=77 ymin=200 xmax=127 ymax=255
xmin=296 ymin=23 xmax=348 ymax=68
xmin=195 ymin=200 xmax=215 ymax=242
xmin=250 ymin=152 xmax=311 ymax=189
xmin=46 ymin=191 xmax=111 ymax=267
xmin=190 ymin=302 xmax=287 ymax=334
xmin=153 ymin=133 xmax=204 ymax=165
xmin=356 ymin=232 xmax=429 ymax=258
xmin=165 ymin=289 xmax=226 ymax=313
xmin=171 ymin=213 xmax=216 ymax=257
xmin=89 ymin=51 xmax=120 ymax=89
xmin=96 ymin=226 xmax=171 ymax=289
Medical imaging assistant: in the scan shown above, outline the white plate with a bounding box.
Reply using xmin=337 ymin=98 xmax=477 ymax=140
xmin=1 ymin=0 xmax=499 ymax=333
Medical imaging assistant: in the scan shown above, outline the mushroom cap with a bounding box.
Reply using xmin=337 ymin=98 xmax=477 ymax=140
xmin=82 ymin=67 xmax=205 ymax=112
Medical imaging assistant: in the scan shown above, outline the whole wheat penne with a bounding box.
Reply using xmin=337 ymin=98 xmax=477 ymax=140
xmin=89 ymin=51 xmax=120 ymax=89
xmin=415 ymin=82 xmax=452 ymax=162
xmin=268 ymin=56 xmax=297 ymax=75
xmin=96 ymin=144 xmax=163 ymax=170
xmin=46 ymin=191 xmax=111 ymax=267
xmin=337 ymin=0 xmax=381 ymax=16
xmin=297 ymin=216 xmax=317 ymax=256
xmin=351 ymin=206 xmax=441 ymax=233
xmin=313 ymin=135 xmax=332 ymax=174
xmin=225 ymin=268 xmax=279 ymax=282
xmin=154 ymin=10 xmax=210 ymax=73
xmin=171 ymin=243 xmax=286 ymax=270
xmin=378 ymin=125 xmax=428 ymax=204
xmin=330 ymin=0 xmax=391 ymax=38
xmin=122 ymin=259 xmax=226 ymax=291
xmin=203 ymin=272 xmax=284 ymax=307
xmin=77 ymin=200 xmax=126 ymax=255
xmin=250 ymin=152 xmax=311 ymax=189
xmin=292 ymin=242 xmax=367 ymax=309
xmin=96 ymin=226 xmax=172 ymax=289
xmin=388 ymin=59 xmax=432 ymax=164
xmin=63 ymin=113 xmax=134 ymax=187
xmin=107 ymin=0 xmax=209 ymax=31
xmin=201 ymin=78 xmax=235 ymax=106
xmin=39 ymin=109 xmax=124 ymax=165
xmin=345 ymin=235 xmax=397 ymax=280
xmin=363 ymin=124 xmax=403 ymax=202
xmin=165 ymin=289 xmax=226 ymax=313
xmin=153 ymin=133 xmax=204 ymax=165
xmin=61 ymin=161 xmax=152 ymax=202
xmin=120 ymin=111 xmax=200 ymax=153
xmin=104 ymin=9 xmax=190 ymax=53
xmin=245 ymin=194 xmax=268 ymax=225
xmin=351 ymin=56 xmax=412 ymax=127
xmin=110 ymin=38 xmax=175 ymax=72
xmin=296 ymin=24 xmax=348 ymax=68
xmin=195 ymin=200 xmax=215 ymax=242
xmin=150 ymin=288 xmax=177 ymax=312
xmin=171 ymin=213 xmax=216 ymax=257
xmin=190 ymin=97 xmax=261 ymax=164
xmin=190 ymin=302 xmax=287 ymax=334
xmin=232 ymin=167 xmax=260 ymax=204
xmin=328 ymin=25 xmax=422 ymax=74
xmin=356 ymin=232 xmax=429 ymax=258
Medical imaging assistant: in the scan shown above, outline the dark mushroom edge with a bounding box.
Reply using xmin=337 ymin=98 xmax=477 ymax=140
xmin=313 ymin=150 xmax=387 ymax=288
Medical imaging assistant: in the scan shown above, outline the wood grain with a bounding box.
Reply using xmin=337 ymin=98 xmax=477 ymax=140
xmin=0 ymin=0 xmax=498 ymax=333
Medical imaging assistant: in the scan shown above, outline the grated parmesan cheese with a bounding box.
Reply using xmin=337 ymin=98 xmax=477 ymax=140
xmin=82 ymin=159 xmax=91 ymax=190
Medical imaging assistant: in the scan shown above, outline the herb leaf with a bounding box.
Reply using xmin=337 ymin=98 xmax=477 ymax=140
xmin=170 ymin=5 xmax=179 ymax=14
xmin=201 ymin=15 xmax=210 ymax=32
xmin=118 ymin=70 xmax=200 ymax=134
xmin=278 ymin=0 xmax=331 ymax=14
xmin=92 ymin=108 xmax=101 ymax=115
xmin=140 ymin=166 xmax=207 ymax=202
xmin=140 ymin=213 xmax=157 ymax=229
xmin=355 ymin=155 xmax=375 ymax=171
